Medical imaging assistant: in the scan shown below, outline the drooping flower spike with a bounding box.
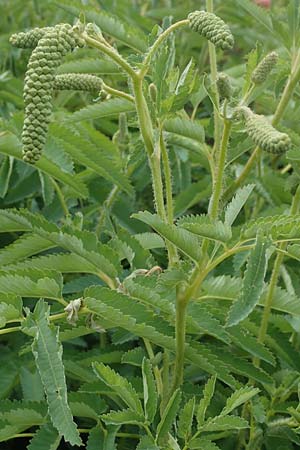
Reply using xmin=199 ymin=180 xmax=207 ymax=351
xmin=237 ymin=106 xmax=291 ymax=154
xmin=19 ymin=24 xmax=84 ymax=163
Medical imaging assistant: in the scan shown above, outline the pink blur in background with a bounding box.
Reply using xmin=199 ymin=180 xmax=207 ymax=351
xmin=254 ymin=0 xmax=271 ymax=7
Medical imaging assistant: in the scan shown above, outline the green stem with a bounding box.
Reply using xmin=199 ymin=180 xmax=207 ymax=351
xmin=82 ymin=33 xmax=138 ymax=80
xmin=140 ymin=20 xmax=189 ymax=78
xmin=150 ymin=151 xmax=167 ymax=221
xmin=96 ymin=185 xmax=119 ymax=235
xmin=143 ymin=338 xmax=163 ymax=397
xmin=132 ymin=78 xmax=154 ymax=157
xmin=51 ymin=178 xmax=69 ymax=216
xmin=102 ymin=82 xmax=135 ymax=103
xmin=209 ymin=118 xmax=232 ymax=219
xmin=0 ymin=325 xmax=21 ymax=336
xmin=206 ymin=0 xmax=221 ymax=156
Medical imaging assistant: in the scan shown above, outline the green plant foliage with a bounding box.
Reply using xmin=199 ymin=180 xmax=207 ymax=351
xmin=2 ymin=1 xmax=300 ymax=449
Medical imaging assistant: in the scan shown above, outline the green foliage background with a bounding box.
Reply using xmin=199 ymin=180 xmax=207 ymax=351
xmin=1 ymin=0 xmax=300 ymax=449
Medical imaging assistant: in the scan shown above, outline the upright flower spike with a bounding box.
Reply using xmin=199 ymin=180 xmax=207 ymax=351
xmin=20 ymin=24 xmax=85 ymax=164
xmin=53 ymin=74 xmax=103 ymax=92
xmin=188 ymin=10 xmax=234 ymax=50
xmin=237 ymin=106 xmax=291 ymax=154
xmin=217 ymin=73 xmax=232 ymax=100
xmin=251 ymin=51 xmax=278 ymax=85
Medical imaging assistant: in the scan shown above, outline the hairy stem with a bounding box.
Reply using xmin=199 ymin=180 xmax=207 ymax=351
xmin=209 ymin=118 xmax=232 ymax=219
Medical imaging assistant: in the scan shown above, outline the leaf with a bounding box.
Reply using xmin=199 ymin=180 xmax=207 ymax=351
xmin=69 ymin=392 xmax=106 ymax=419
xmin=137 ymin=435 xmax=160 ymax=450
xmin=177 ymin=396 xmax=195 ymax=440
xmin=174 ymin=178 xmax=211 ymax=216
xmin=236 ymin=0 xmax=273 ymax=32
xmin=27 ymin=424 xmax=61 ymax=450
xmin=65 ymin=98 xmax=135 ymax=123
xmin=50 ymin=124 xmax=133 ymax=195
xmin=0 ymin=132 xmax=88 ymax=198
xmin=242 ymin=214 xmax=300 ymax=239
xmin=156 ymin=389 xmax=181 ymax=441
xmin=57 ymin=58 xmax=119 ymax=75
xmin=177 ymin=214 xmax=232 ymax=243
xmin=84 ymin=288 xmax=238 ymax=387
xmin=228 ymin=326 xmax=275 ymax=365
xmin=227 ymin=234 xmax=271 ymax=327
xmin=30 ymin=300 xmax=82 ymax=446
xmin=190 ymin=439 xmax=221 ymax=450
xmin=101 ymin=409 xmax=145 ymax=425
xmin=0 ymin=269 xmax=63 ymax=300
xmin=0 ymin=156 xmax=13 ymax=198
xmin=221 ymin=387 xmax=260 ymax=416
xmin=201 ymin=415 xmax=249 ymax=432
xmin=197 ymin=375 xmax=216 ymax=427
xmin=0 ymin=293 xmax=23 ymax=328
xmin=164 ymin=117 xmax=205 ymax=143
xmin=224 ymin=184 xmax=255 ymax=226
xmin=0 ymin=234 xmax=54 ymax=266
xmin=9 ymin=253 xmax=100 ymax=276
xmin=58 ymin=0 xmax=147 ymax=52
xmin=142 ymin=358 xmax=157 ymax=423
xmin=93 ymin=362 xmax=144 ymax=415
xmin=0 ymin=209 xmax=119 ymax=280
xmin=132 ymin=211 xmax=202 ymax=261
xmin=20 ymin=368 xmax=44 ymax=402
xmin=86 ymin=427 xmax=105 ymax=450
xmin=134 ymin=232 xmax=166 ymax=249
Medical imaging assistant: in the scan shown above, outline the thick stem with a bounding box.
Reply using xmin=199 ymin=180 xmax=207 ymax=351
xmin=209 ymin=119 xmax=232 ymax=219
xmin=150 ymin=152 xmax=167 ymax=221
xmin=132 ymin=78 xmax=154 ymax=157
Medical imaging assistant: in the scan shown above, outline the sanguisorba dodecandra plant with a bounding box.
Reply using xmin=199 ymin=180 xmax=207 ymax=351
xmin=3 ymin=1 xmax=300 ymax=449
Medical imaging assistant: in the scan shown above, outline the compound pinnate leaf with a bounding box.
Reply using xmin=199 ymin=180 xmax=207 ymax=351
xmin=30 ymin=300 xmax=82 ymax=446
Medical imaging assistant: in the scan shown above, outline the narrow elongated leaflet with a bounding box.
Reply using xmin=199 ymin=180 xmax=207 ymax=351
xmin=227 ymin=233 xmax=271 ymax=326
xmin=30 ymin=300 xmax=82 ymax=446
